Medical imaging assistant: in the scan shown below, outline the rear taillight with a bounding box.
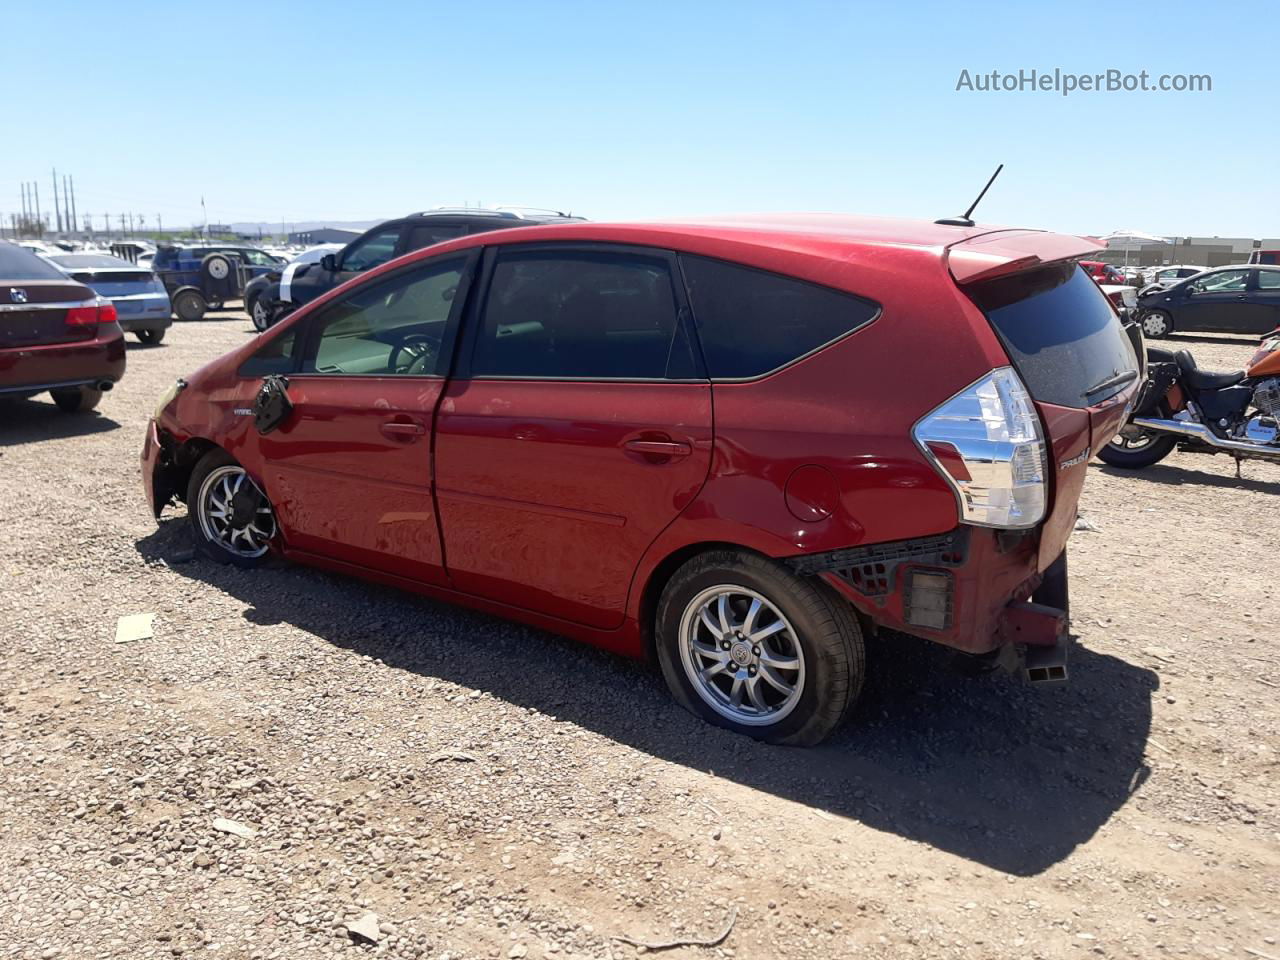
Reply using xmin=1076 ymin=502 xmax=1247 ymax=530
xmin=912 ymin=367 xmax=1048 ymax=529
xmin=65 ymin=299 xmax=118 ymax=327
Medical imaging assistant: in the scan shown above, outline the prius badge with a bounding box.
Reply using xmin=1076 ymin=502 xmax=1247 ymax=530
xmin=1060 ymin=447 xmax=1091 ymax=469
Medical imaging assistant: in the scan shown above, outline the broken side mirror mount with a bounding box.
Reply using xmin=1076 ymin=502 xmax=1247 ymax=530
xmin=253 ymin=375 xmax=293 ymax=434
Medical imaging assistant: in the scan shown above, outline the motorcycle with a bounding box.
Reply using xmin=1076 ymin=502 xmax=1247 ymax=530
xmin=1098 ymin=327 xmax=1280 ymax=472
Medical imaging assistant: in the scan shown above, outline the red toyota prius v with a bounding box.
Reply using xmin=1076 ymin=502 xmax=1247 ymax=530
xmin=142 ymin=215 xmax=1139 ymax=745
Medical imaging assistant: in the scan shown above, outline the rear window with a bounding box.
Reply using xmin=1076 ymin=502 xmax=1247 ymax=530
xmin=680 ymin=255 xmax=880 ymax=379
xmin=969 ymin=263 xmax=1138 ymax=408
xmin=0 ymin=243 xmax=65 ymax=281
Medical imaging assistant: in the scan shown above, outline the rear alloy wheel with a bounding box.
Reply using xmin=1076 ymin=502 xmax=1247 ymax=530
xmin=188 ymin=450 xmax=277 ymax=567
xmin=1141 ymin=309 xmax=1172 ymax=338
xmin=248 ymin=295 xmax=273 ymax=332
xmin=656 ymin=550 xmax=864 ymax=746
xmin=173 ymin=290 xmax=208 ymax=322
xmin=50 ymin=386 xmax=102 ymax=413
xmin=1097 ymin=427 xmax=1177 ymax=469
xmin=136 ymin=328 xmax=166 ymax=345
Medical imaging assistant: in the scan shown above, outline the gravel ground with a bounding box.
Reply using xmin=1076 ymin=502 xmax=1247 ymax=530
xmin=2 ymin=313 xmax=1278 ymax=960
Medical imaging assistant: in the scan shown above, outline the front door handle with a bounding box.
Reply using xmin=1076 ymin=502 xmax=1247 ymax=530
xmin=624 ymin=438 xmax=692 ymax=458
xmin=381 ymin=420 xmax=426 ymax=439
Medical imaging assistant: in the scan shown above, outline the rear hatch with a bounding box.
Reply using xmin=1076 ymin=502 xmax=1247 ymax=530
xmin=1 ymin=280 xmax=99 ymax=348
xmin=952 ymin=239 xmax=1139 ymax=567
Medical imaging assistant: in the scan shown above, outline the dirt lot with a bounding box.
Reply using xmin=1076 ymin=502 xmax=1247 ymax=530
xmin=2 ymin=313 xmax=1277 ymax=960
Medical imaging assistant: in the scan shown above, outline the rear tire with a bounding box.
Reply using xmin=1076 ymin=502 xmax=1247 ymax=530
xmin=1097 ymin=430 xmax=1176 ymax=469
xmin=186 ymin=449 xmax=276 ymax=568
xmin=136 ymin=328 xmax=165 ymax=345
xmin=51 ymin=386 xmax=102 ymax=413
xmin=173 ymin=290 xmax=207 ymax=322
xmin=655 ymin=550 xmax=864 ymax=746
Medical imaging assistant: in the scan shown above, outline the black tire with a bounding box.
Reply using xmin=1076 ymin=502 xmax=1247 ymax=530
xmin=136 ymin=328 xmax=166 ymax=345
xmin=186 ymin=448 xmax=276 ymax=568
xmin=248 ymin=294 xmax=272 ymax=332
xmin=655 ymin=549 xmax=865 ymax=746
xmin=1097 ymin=430 xmax=1177 ymax=469
xmin=1140 ymin=309 xmax=1173 ymax=338
xmin=173 ymin=290 xmax=207 ymax=322
xmin=50 ymin=386 xmax=102 ymax=413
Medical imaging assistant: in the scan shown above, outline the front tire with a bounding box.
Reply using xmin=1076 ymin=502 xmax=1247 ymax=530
xmin=248 ymin=294 xmax=273 ymax=332
xmin=1097 ymin=429 xmax=1176 ymax=468
xmin=655 ymin=550 xmax=864 ymax=746
xmin=186 ymin=449 xmax=277 ymax=567
xmin=50 ymin=386 xmax=102 ymax=413
xmin=1140 ymin=309 xmax=1173 ymax=338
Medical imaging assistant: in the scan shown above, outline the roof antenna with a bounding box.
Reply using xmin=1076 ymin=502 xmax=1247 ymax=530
xmin=936 ymin=163 xmax=1004 ymax=227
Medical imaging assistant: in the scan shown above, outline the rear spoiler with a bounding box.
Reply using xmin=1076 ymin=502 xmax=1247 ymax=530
xmin=946 ymin=229 xmax=1104 ymax=285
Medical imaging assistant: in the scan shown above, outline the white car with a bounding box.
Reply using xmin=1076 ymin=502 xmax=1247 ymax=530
xmin=1142 ymin=264 xmax=1206 ymax=293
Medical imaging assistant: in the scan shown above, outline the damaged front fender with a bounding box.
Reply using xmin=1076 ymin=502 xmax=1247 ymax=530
xmin=140 ymin=420 xmax=183 ymax=519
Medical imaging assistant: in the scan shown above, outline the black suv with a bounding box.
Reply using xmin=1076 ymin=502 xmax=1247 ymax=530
xmin=244 ymin=208 xmax=584 ymax=330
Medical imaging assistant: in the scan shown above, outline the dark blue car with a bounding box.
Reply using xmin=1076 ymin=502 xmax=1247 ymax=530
xmin=153 ymin=245 xmax=285 ymax=322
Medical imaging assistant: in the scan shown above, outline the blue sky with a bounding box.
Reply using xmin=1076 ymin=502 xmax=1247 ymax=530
xmin=5 ymin=0 xmax=1273 ymax=237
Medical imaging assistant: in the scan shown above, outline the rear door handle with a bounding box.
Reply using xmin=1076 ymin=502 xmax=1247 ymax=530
xmin=624 ymin=438 xmax=692 ymax=457
xmin=381 ymin=420 xmax=426 ymax=439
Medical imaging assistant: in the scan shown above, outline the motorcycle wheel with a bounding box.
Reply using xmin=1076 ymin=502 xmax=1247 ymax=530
xmin=1097 ymin=429 xmax=1176 ymax=469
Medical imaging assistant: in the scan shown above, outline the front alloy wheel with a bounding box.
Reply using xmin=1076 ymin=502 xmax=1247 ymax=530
xmin=188 ymin=450 xmax=276 ymax=566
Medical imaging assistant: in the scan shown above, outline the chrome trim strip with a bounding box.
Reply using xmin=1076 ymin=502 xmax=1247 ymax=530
xmin=0 ymin=300 xmax=91 ymax=312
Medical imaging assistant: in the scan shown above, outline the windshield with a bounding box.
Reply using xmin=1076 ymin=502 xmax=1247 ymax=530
xmin=968 ymin=263 xmax=1138 ymax=408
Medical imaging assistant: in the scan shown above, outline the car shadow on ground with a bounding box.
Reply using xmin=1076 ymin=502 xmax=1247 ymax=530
xmin=136 ymin=521 xmax=1157 ymax=877
xmin=0 ymin=400 xmax=120 ymax=447
xmin=1098 ymin=461 xmax=1280 ymax=494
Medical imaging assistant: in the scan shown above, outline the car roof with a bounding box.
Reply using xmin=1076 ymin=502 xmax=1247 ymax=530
xmin=365 ymin=214 xmax=1102 ymax=289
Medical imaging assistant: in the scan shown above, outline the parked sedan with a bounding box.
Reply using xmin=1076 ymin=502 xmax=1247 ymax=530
xmin=48 ymin=253 xmax=172 ymax=344
xmin=142 ymin=215 xmax=1138 ymax=745
xmin=0 ymin=242 xmax=125 ymax=412
xmin=1137 ymin=264 xmax=1280 ymax=337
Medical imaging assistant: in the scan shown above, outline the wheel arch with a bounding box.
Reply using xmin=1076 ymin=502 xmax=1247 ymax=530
xmin=634 ymin=540 xmax=786 ymax=662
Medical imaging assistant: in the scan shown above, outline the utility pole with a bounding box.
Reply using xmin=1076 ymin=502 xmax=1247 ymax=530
xmin=157 ymin=213 xmax=162 ymax=236
xmin=63 ymin=176 xmax=72 ymax=237
xmin=34 ymin=182 xmax=42 ymax=234
xmin=103 ymin=212 xmax=109 ymax=234
xmin=20 ymin=183 xmax=27 ymax=227
xmin=128 ymin=212 xmax=135 ymax=236
xmin=70 ymin=174 xmax=78 ymax=237
xmin=119 ymin=213 xmax=126 ymax=236
xmin=52 ymin=168 xmax=62 ymax=233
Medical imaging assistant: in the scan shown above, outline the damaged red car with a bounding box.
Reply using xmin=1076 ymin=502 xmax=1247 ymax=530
xmin=142 ymin=215 xmax=1139 ymax=745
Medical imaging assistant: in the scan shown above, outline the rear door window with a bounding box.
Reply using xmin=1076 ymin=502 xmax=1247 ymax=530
xmin=969 ymin=263 xmax=1138 ymax=408
xmin=470 ymin=247 xmax=697 ymax=380
xmin=679 ymin=255 xmax=879 ymax=379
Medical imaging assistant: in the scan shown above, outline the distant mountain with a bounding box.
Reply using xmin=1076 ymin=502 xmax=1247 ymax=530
xmin=228 ymin=219 xmax=385 ymax=235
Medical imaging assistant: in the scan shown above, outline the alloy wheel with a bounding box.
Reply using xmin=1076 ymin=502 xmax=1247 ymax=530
xmin=196 ymin=465 xmax=276 ymax=559
xmin=678 ymin=585 xmax=806 ymax=726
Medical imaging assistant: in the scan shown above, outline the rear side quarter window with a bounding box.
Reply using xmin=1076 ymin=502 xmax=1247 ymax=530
xmin=679 ymin=255 xmax=880 ymax=379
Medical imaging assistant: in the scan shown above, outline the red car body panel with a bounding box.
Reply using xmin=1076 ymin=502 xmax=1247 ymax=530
xmin=144 ymin=216 xmax=1134 ymax=661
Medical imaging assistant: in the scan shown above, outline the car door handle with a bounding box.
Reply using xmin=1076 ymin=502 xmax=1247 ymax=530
xmin=381 ymin=420 xmax=426 ymax=438
xmin=624 ymin=438 xmax=692 ymax=457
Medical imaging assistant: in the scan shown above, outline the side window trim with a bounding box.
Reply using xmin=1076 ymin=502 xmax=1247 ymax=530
xmin=292 ymin=249 xmax=480 ymax=379
xmin=453 ymin=242 xmax=704 ymax=383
